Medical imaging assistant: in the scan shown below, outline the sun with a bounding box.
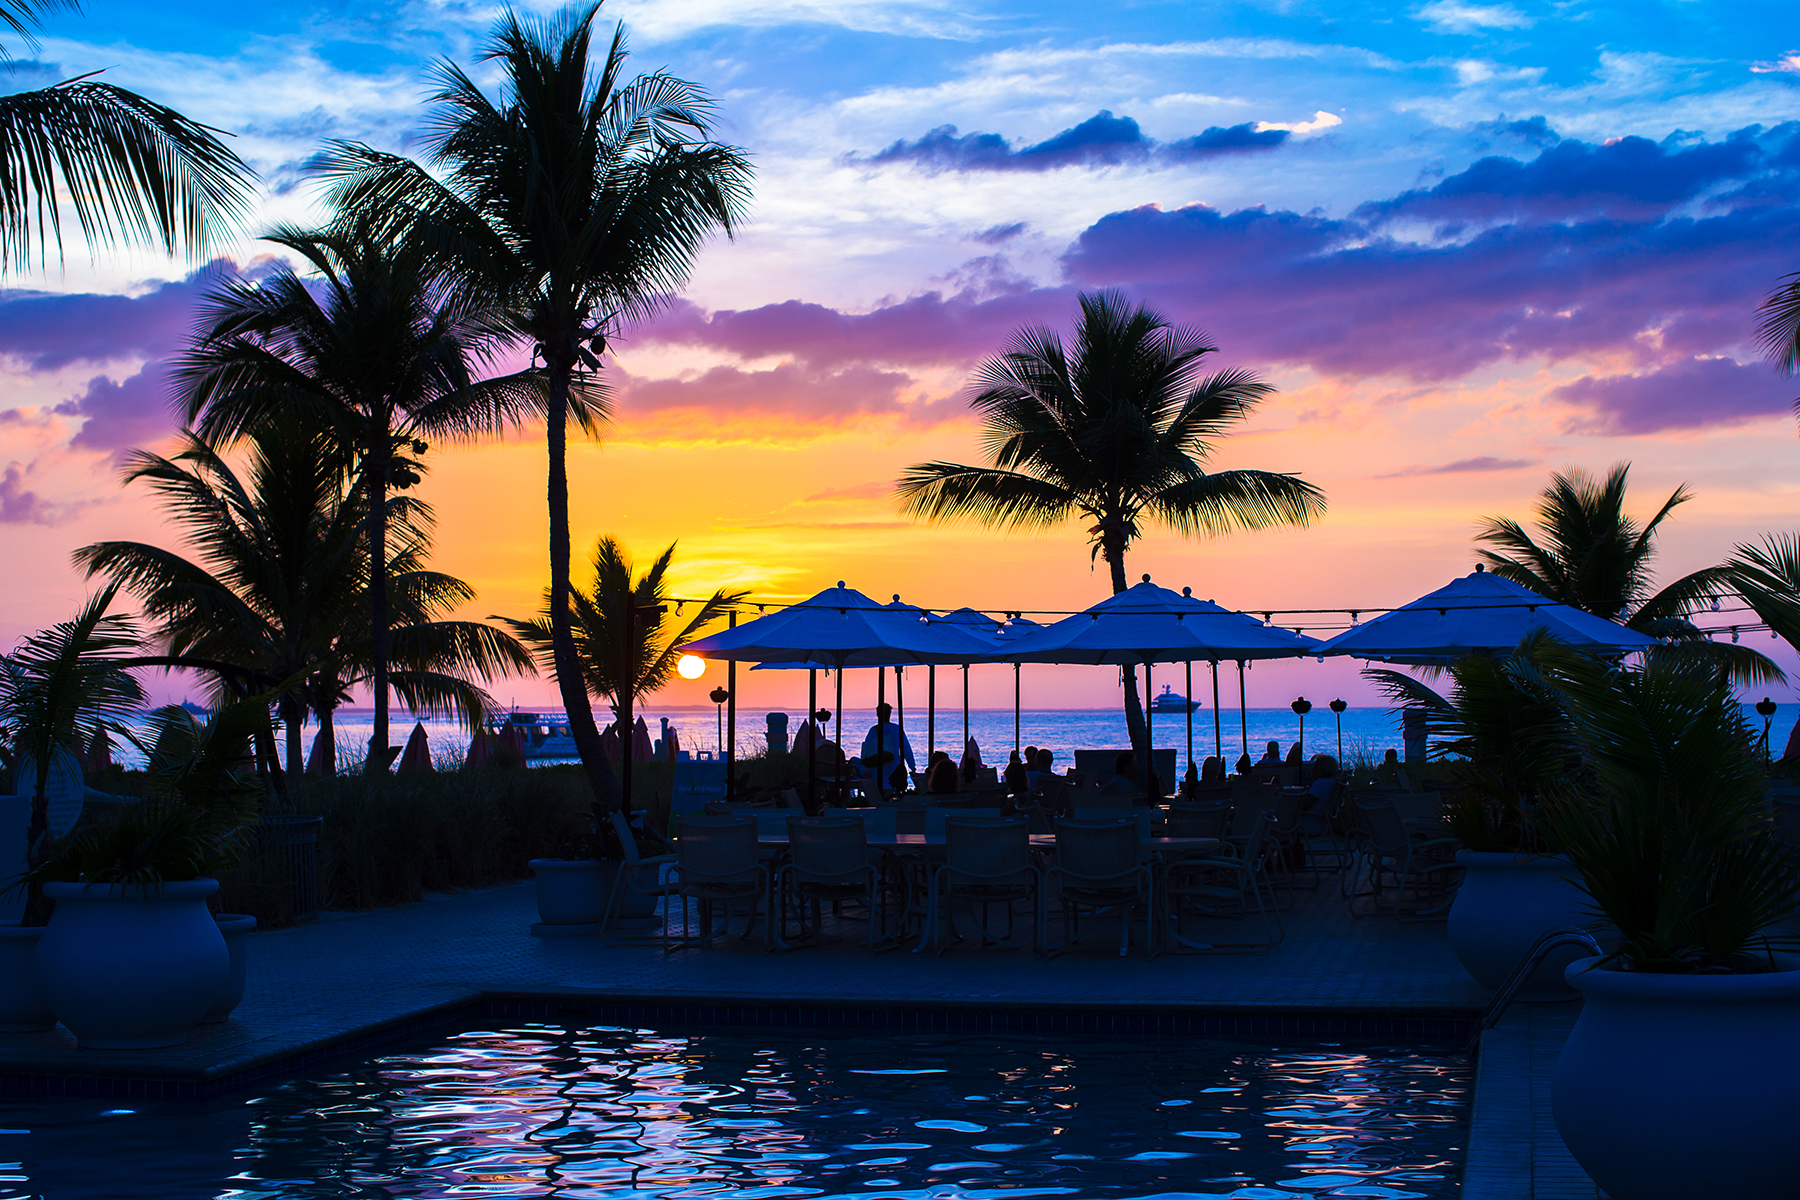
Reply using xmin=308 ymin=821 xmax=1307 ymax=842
xmin=677 ymin=654 xmax=707 ymax=679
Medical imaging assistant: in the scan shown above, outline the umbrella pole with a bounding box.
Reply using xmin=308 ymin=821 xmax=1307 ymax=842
xmin=1013 ymin=663 xmax=1021 ymax=758
xmin=896 ymin=666 xmax=906 ymax=792
xmin=1145 ymin=660 xmax=1155 ymax=803
xmin=1237 ymin=660 xmax=1248 ymax=761
xmin=807 ymin=668 xmax=817 ymax=812
xmin=962 ymin=666 xmax=970 ymax=747
xmin=928 ymin=665 xmax=936 ymax=762
xmin=622 ymin=604 xmax=635 ymax=814
xmin=725 ymin=612 xmax=737 ymax=802
xmin=835 ymin=667 xmax=844 ymax=775
xmin=876 ymin=667 xmax=887 ymax=803
xmin=1184 ymin=659 xmax=1193 ymax=783
xmin=1211 ymin=660 xmax=1222 ymax=761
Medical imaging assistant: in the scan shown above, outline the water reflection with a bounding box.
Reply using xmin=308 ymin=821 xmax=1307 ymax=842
xmin=0 ymin=1028 xmax=1467 ymax=1199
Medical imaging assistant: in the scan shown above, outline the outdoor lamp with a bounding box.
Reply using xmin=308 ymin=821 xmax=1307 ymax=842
xmin=677 ymin=654 xmax=706 ymax=679
xmin=1329 ymin=698 xmax=1347 ymax=761
xmin=1757 ymin=697 xmax=1779 ymax=719
xmin=710 ymin=686 xmax=730 ymax=758
xmin=1291 ymin=696 xmax=1311 ymax=761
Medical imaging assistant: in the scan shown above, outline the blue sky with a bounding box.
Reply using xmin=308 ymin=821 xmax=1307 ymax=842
xmin=6 ymin=0 xmax=1800 ymax=710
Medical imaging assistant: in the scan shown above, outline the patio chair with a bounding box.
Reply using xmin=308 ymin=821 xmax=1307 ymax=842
xmin=1046 ymin=817 xmax=1154 ymax=957
xmin=1348 ymin=798 xmax=1462 ymax=922
xmin=920 ymin=816 xmax=1042 ymax=954
xmin=780 ymin=815 xmax=888 ymax=948
xmin=668 ymin=815 xmax=771 ymax=952
xmin=1159 ymin=813 xmax=1283 ymax=951
xmin=601 ymin=810 xmax=680 ymax=945
xmin=1268 ymin=788 xmax=1322 ymax=890
xmin=1075 ymin=807 xmax=1152 ymax=841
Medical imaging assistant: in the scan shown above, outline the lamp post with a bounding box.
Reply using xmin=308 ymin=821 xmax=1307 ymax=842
xmin=1329 ymin=698 xmax=1347 ymax=762
xmin=1291 ymin=696 xmax=1312 ymax=761
xmin=1756 ymin=697 xmax=1778 ymax=764
xmin=710 ymin=686 xmax=729 ymax=759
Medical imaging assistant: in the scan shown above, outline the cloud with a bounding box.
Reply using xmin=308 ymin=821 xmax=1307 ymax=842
xmin=1415 ymin=1 xmax=1532 ymax=33
xmin=970 ymin=222 xmax=1029 ymax=245
xmin=0 ymin=265 xmax=218 ymax=372
xmin=1751 ymin=53 xmax=1800 ymax=75
xmin=1467 ymin=116 xmax=1561 ymax=149
xmin=1552 ymin=356 xmax=1796 ymax=434
xmin=55 ymin=364 xmax=176 ymax=455
xmin=1249 ymin=111 xmax=1341 ymax=136
xmin=1380 ymin=456 xmax=1537 ymax=478
xmin=862 ymin=110 xmax=1289 ymax=173
xmin=0 ymin=462 xmax=61 ymax=525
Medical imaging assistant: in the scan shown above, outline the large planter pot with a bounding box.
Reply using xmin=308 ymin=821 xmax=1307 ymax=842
xmin=200 ymin=914 xmax=256 ymax=1024
xmin=0 ymin=921 xmax=53 ymax=1032
xmin=528 ymin=858 xmax=659 ymax=938
xmin=35 ymin=879 xmax=228 ymax=1049
xmin=1554 ymin=956 xmax=1800 ymax=1200
xmin=1446 ymin=851 xmax=1589 ymax=999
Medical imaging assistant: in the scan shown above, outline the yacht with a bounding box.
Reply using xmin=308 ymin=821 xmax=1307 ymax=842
xmin=1148 ymin=685 xmax=1200 ymax=714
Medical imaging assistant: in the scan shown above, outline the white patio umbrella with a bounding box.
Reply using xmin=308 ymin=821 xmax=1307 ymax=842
xmin=1313 ymin=565 xmax=1658 ymax=664
xmin=686 ymin=583 xmax=1000 ymax=801
xmin=989 ymin=577 xmax=1319 ymax=798
xmin=934 ymin=608 xmax=1004 ymax=757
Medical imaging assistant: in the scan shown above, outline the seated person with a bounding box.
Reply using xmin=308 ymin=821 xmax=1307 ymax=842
xmin=812 ymin=737 xmax=846 ymax=781
xmin=1285 ymin=742 xmax=1304 ymax=768
xmin=1235 ymin=752 xmax=1254 ymax=775
xmin=926 ymin=757 xmax=961 ymax=794
xmin=1003 ymin=749 xmax=1028 ymax=795
xmin=1026 ymin=747 xmax=1057 ymax=789
xmin=1201 ymin=755 xmax=1226 ymax=783
xmin=1302 ymin=754 xmax=1338 ymax=836
xmin=1179 ymin=759 xmax=1201 ymax=797
xmin=1101 ymin=751 xmax=1140 ymax=795
xmin=1257 ymin=740 xmax=1283 ymax=765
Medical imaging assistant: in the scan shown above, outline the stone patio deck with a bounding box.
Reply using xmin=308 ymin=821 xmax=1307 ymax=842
xmin=0 ymin=879 xmax=1598 ymax=1196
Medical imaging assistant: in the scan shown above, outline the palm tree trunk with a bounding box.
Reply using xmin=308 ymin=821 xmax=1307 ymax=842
xmin=22 ymin=765 xmax=52 ymax=926
xmin=1104 ymin=534 xmax=1150 ymax=760
xmin=545 ymin=351 xmax=624 ymax=820
xmin=365 ymin=441 xmax=390 ymax=776
xmin=283 ymin=696 xmax=305 ymax=787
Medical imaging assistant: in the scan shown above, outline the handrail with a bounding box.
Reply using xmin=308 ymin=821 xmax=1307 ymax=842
xmin=1468 ymin=926 xmax=1604 ymax=1053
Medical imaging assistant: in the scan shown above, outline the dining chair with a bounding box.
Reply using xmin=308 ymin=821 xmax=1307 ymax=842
xmin=1046 ymin=817 xmax=1153 ymax=957
xmin=921 ymin=816 xmax=1041 ymax=954
xmin=780 ymin=815 xmax=888 ymax=948
xmin=601 ymin=810 xmax=680 ymax=946
xmin=1348 ymin=798 xmax=1462 ymax=921
xmin=1158 ymin=813 xmax=1283 ymax=952
xmin=669 ymin=815 xmax=770 ymax=952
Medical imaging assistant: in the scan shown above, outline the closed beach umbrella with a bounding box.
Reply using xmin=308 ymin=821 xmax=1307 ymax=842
xmin=464 ymin=729 xmax=492 ymax=770
xmin=599 ymin=722 xmax=622 ymax=764
xmin=498 ymin=723 xmax=527 ymax=762
xmin=306 ymin=722 xmax=336 ymax=777
xmin=632 ymin=716 xmax=654 ymax=762
xmin=398 ymin=722 xmax=433 ymax=773
xmin=665 ymin=722 xmax=681 ymax=762
xmin=1313 ymin=565 xmax=1658 ymax=663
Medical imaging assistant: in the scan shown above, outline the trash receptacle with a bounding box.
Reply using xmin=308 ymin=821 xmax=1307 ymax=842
xmin=256 ymin=815 xmax=323 ymax=919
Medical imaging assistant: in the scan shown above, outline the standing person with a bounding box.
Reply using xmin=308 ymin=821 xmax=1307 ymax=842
xmin=960 ymin=736 xmax=984 ymax=783
xmin=860 ymin=702 xmax=916 ymax=794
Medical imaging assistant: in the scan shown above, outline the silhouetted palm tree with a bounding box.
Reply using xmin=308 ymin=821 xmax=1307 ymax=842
xmin=76 ymin=426 xmax=533 ymax=782
xmin=0 ymin=0 xmax=252 ymax=270
xmin=502 ymin=536 xmax=744 ymax=710
xmin=311 ymin=2 xmax=752 ymax=808
xmin=175 ymin=221 xmax=542 ymax=771
xmin=1476 ymin=463 xmax=1778 ymax=685
xmin=1758 ymin=272 xmax=1800 ymax=384
xmin=896 ymin=290 xmax=1326 ymax=748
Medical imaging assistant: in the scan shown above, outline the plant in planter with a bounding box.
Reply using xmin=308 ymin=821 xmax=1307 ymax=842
xmin=23 ymin=699 xmax=266 ymax=1048
xmin=1367 ymin=631 xmax=1590 ymax=995
xmin=1542 ymin=653 xmax=1800 ymax=1200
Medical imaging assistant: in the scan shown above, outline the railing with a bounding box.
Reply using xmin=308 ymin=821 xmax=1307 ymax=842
xmin=1468 ymin=926 xmax=1604 ymax=1053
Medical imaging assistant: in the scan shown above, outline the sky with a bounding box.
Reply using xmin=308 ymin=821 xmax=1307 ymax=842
xmin=3 ymin=0 xmax=1800 ymax=718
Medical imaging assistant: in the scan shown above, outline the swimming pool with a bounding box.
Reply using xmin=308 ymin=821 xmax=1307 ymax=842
xmin=0 ymin=1024 xmax=1468 ymax=1199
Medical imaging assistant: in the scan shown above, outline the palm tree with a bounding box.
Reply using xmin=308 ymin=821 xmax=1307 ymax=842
xmin=501 ymin=536 xmax=744 ymax=711
xmin=75 ymin=426 xmax=533 ymax=783
xmin=1475 ymin=463 xmax=1779 ymax=684
xmin=896 ymin=290 xmax=1327 ymax=749
xmin=310 ymin=2 xmax=752 ymax=809
xmin=1726 ymin=534 xmax=1800 ymax=668
xmin=1757 ymin=272 xmax=1800 ymax=382
xmin=175 ymin=221 xmax=544 ymax=772
xmin=0 ymin=0 xmax=253 ymax=270
xmin=0 ymin=585 xmax=145 ymax=922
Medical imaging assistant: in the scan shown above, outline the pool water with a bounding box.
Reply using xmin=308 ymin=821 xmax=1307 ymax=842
xmin=0 ymin=1024 xmax=1468 ymax=1199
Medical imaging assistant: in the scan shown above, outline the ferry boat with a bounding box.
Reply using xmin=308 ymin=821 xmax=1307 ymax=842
xmin=491 ymin=712 xmax=579 ymax=760
xmin=1148 ymin=685 xmax=1200 ymax=714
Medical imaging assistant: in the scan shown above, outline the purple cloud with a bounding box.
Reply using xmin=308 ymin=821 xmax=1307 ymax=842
xmin=1380 ymin=456 xmax=1538 ymax=478
xmin=1553 ymin=356 xmax=1796 ymax=434
xmin=864 ymin=111 xmax=1287 ymax=173
xmin=0 ymin=264 xmax=222 ymax=371
xmin=55 ymin=364 xmax=176 ymax=454
xmin=0 ymin=462 xmax=63 ymax=525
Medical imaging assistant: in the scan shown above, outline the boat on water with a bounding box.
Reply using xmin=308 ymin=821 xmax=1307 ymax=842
xmin=490 ymin=712 xmax=578 ymax=760
xmin=1148 ymin=685 xmax=1200 ymax=714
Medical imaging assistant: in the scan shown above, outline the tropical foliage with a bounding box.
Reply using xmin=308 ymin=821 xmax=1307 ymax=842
xmin=308 ymin=1 xmax=753 ymax=808
xmin=1475 ymin=463 xmax=1778 ymax=685
xmin=175 ymin=220 xmax=545 ymax=770
xmin=896 ymin=289 xmax=1326 ymax=748
xmin=75 ymin=426 xmax=532 ymax=782
xmin=1757 ymin=270 xmax=1800 ymax=381
xmin=501 ymin=536 xmax=744 ymax=709
xmin=1541 ymin=653 xmax=1800 ymax=974
xmin=1365 ymin=631 xmax=1568 ymax=854
xmin=0 ymin=0 xmax=253 ymax=269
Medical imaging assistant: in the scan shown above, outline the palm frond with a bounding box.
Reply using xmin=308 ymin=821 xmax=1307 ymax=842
xmin=1150 ymin=469 xmax=1327 ymax=537
xmin=1757 ymin=271 xmax=1800 ymax=377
